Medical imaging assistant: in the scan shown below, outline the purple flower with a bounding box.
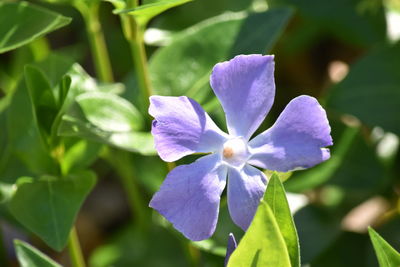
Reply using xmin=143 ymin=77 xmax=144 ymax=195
xmin=225 ymin=233 xmax=237 ymax=266
xmin=149 ymin=55 xmax=332 ymax=241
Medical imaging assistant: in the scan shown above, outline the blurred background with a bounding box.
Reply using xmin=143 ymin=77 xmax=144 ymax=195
xmin=0 ymin=0 xmax=399 ymax=266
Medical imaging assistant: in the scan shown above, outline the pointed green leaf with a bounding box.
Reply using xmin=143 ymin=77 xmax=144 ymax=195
xmin=61 ymin=140 xmax=102 ymax=175
xmin=368 ymin=227 xmax=400 ymax=267
xmin=14 ymin=240 xmax=62 ymax=267
xmin=32 ymin=54 xmax=75 ymax=89
xmin=25 ymin=65 xmax=58 ymax=138
xmin=120 ymin=0 xmax=193 ymax=27
xmin=265 ymin=173 xmax=300 ymax=267
xmin=57 ymin=88 xmax=155 ymax=155
xmin=227 ymin=200 xmax=291 ymax=267
xmin=58 ymin=114 xmax=155 ymax=155
xmin=52 ymin=62 xmax=124 ymax=126
xmin=59 ymin=74 xmax=72 ymax=108
xmin=76 ymin=91 xmax=143 ymax=132
xmin=3 ymin=56 xmax=96 ymax=177
xmin=0 ymin=2 xmax=71 ymax=53
xmin=6 ymin=80 xmax=58 ymax=175
xmin=8 ymin=171 xmax=96 ymax=251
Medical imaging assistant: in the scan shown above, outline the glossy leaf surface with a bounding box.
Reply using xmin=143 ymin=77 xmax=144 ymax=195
xmin=265 ymin=174 xmax=300 ymax=267
xmin=0 ymin=2 xmax=71 ymax=53
xmin=369 ymin=227 xmax=400 ymax=267
xmin=14 ymin=240 xmax=62 ymax=267
xmin=9 ymin=171 xmax=96 ymax=251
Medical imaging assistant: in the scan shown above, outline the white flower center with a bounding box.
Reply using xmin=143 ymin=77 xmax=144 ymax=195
xmin=222 ymin=137 xmax=250 ymax=168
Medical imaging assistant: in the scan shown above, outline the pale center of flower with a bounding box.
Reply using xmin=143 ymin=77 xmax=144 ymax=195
xmin=222 ymin=137 xmax=250 ymax=167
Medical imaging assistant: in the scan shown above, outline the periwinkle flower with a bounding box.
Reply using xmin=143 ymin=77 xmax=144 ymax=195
xmin=224 ymin=233 xmax=237 ymax=266
xmin=149 ymin=55 xmax=332 ymax=241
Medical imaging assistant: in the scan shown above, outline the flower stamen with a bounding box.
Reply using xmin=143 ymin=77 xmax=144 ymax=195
xmin=223 ymin=147 xmax=234 ymax=158
xmin=222 ymin=137 xmax=250 ymax=168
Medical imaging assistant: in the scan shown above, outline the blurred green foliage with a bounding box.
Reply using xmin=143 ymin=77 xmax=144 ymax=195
xmin=0 ymin=0 xmax=399 ymax=266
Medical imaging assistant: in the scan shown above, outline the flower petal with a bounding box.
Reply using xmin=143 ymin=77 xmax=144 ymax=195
xmin=227 ymin=164 xmax=267 ymax=230
xmin=149 ymin=154 xmax=227 ymax=241
xmin=210 ymin=54 xmax=275 ymax=140
xmin=149 ymin=95 xmax=227 ymax=161
xmin=224 ymin=233 xmax=237 ymax=267
xmin=248 ymin=95 xmax=333 ymax=172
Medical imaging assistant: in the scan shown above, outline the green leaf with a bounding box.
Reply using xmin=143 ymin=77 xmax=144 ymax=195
xmin=3 ymin=55 xmax=101 ymax=179
xmin=0 ymin=1 xmax=71 ymax=53
xmin=150 ymin=8 xmax=292 ymax=104
xmin=55 ymin=63 xmax=124 ymax=115
xmin=0 ymin=182 xmax=15 ymax=204
xmin=326 ymin=42 xmax=400 ymax=135
xmin=61 ymin=140 xmax=102 ymax=175
xmin=25 ymin=65 xmax=58 ymax=139
xmin=368 ymin=227 xmax=400 ymax=267
xmin=268 ymin=0 xmax=386 ymax=47
xmin=120 ymin=0 xmax=193 ymax=27
xmin=14 ymin=239 xmax=62 ymax=267
xmin=89 ymin=225 xmax=187 ymax=267
xmin=265 ymin=174 xmax=300 ymax=267
xmin=227 ymin=200 xmax=291 ymax=266
xmin=6 ymin=80 xmax=57 ymax=175
xmin=33 ymin=53 xmax=75 ymax=89
xmin=103 ymin=0 xmax=126 ymax=10
xmin=76 ymin=91 xmax=142 ymax=132
xmin=8 ymin=171 xmax=96 ymax=251
xmin=28 ymin=59 xmax=125 ymax=140
xmin=147 ymin=0 xmax=253 ymax=31
xmin=57 ymin=85 xmax=155 ymax=155
xmin=58 ymin=114 xmax=155 ymax=155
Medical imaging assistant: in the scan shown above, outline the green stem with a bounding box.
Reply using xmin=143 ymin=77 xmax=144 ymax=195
xmin=186 ymin=243 xmax=201 ymax=267
xmin=67 ymin=227 xmax=86 ymax=267
xmin=77 ymin=3 xmax=114 ymax=83
xmin=127 ymin=0 xmax=139 ymax=8
xmin=29 ymin=37 xmax=50 ymax=62
xmin=121 ymin=15 xmax=153 ymax=107
xmin=103 ymin=148 xmax=148 ymax=232
xmin=130 ymin=27 xmax=153 ymax=104
xmin=76 ymin=1 xmax=149 ymax=231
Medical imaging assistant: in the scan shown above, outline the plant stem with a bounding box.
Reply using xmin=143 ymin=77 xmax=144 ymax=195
xmin=77 ymin=1 xmax=149 ymax=231
xmin=121 ymin=15 xmax=153 ymax=107
xmin=29 ymin=37 xmax=50 ymax=62
xmin=67 ymin=226 xmax=86 ymax=267
xmin=103 ymin=148 xmax=148 ymax=232
xmin=77 ymin=3 xmax=114 ymax=83
xmin=127 ymin=0 xmax=139 ymax=8
xmin=65 ymin=4 xmax=113 ymax=267
xmin=130 ymin=27 xmax=153 ymax=105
